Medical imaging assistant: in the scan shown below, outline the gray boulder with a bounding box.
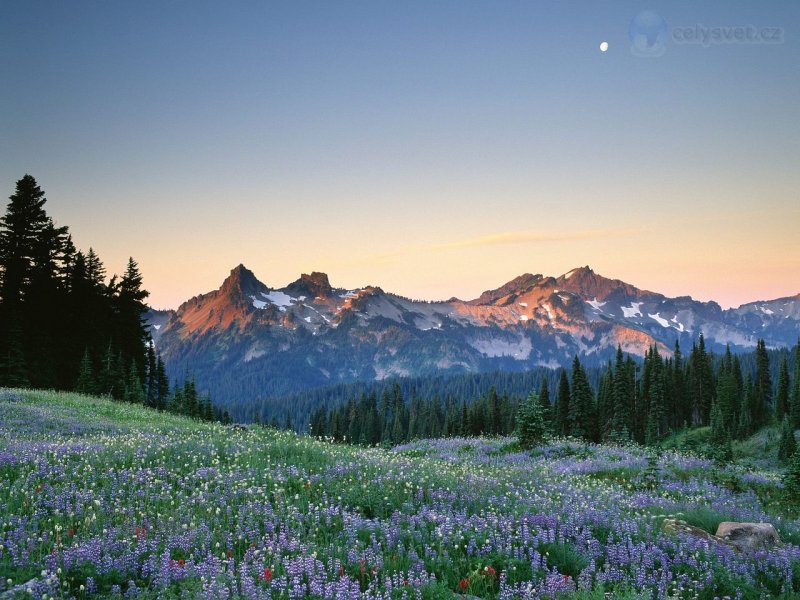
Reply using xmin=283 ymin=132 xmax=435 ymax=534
xmin=715 ymin=522 xmax=780 ymax=552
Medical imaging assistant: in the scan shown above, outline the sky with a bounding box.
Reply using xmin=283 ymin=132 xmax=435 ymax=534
xmin=1 ymin=1 xmax=798 ymax=309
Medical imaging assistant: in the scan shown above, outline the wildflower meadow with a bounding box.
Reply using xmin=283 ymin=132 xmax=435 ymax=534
xmin=1 ymin=390 xmax=799 ymax=599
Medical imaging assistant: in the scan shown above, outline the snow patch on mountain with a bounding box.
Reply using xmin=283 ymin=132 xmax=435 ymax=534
xmin=621 ymin=302 xmax=643 ymax=318
xmin=263 ymin=291 xmax=295 ymax=311
xmin=470 ymin=336 xmax=532 ymax=359
xmin=587 ymin=298 xmax=606 ymax=311
xmin=648 ymin=313 xmax=669 ymax=328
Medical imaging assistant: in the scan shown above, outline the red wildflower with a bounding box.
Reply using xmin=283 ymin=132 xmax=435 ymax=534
xmin=459 ymin=577 xmax=470 ymax=591
xmin=178 ymin=559 xmax=185 ymax=567
xmin=403 ymin=579 xmax=409 ymax=586
xmin=227 ymin=550 xmax=233 ymax=558
xmin=263 ymin=568 xmax=272 ymax=582
xmin=484 ymin=565 xmax=497 ymax=578
xmin=338 ymin=566 xmax=345 ymax=577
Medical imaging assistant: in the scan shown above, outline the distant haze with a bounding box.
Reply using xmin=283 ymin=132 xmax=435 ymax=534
xmin=2 ymin=2 xmax=798 ymax=309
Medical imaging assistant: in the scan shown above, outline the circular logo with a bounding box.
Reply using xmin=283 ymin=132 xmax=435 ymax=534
xmin=629 ymin=11 xmax=668 ymax=57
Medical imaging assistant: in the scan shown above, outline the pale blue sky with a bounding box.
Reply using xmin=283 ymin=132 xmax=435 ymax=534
xmin=2 ymin=1 xmax=798 ymax=308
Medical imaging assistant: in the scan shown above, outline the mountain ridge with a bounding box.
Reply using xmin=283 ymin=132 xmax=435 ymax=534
xmin=148 ymin=264 xmax=800 ymax=404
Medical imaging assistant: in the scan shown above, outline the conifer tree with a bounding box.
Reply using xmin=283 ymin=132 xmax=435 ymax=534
xmin=715 ymin=367 xmax=738 ymax=435
xmin=776 ymin=354 xmax=790 ymax=420
xmin=75 ymin=348 xmax=96 ymax=395
xmin=518 ymin=390 xmax=547 ymax=449
xmin=488 ymin=386 xmax=501 ymax=434
xmin=183 ymin=377 xmax=198 ymax=417
xmin=145 ymin=342 xmax=157 ymax=408
xmin=538 ymin=378 xmax=551 ymax=426
xmin=568 ymin=356 xmax=595 ymax=440
xmin=736 ymin=374 xmax=754 ymax=439
xmin=555 ymin=369 xmax=570 ymax=436
xmin=612 ymin=348 xmax=636 ymax=439
xmin=709 ymin=398 xmax=733 ymax=463
xmin=778 ymin=416 xmax=797 ymax=464
xmin=753 ymin=339 xmax=772 ymax=427
xmin=672 ymin=341 xmax=689 ymax=429
xmin=125 ymin=362 xmax=145 ymax=404
xmin=792 ymin=342 xmax=800 ymax=429
xmin=596 ymin=362 xmax=614 ymax=440
xmin=783 ymin=446 xmax=800 ymax=500
xmin=644 ymin=347 xmax=667 ymax=445
xmin=688 ymin=334 xmax=714 ymax=426
xmin=155 ymin=355 xmax=170 ymax=410
xmin=0 ymin=175 xmax=71 ymax=387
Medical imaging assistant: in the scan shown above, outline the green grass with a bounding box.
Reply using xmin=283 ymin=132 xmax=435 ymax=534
xmin=1 ymin=389 xmax=798 ymax=599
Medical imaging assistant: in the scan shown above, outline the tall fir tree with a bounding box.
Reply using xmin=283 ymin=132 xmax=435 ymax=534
xmin=737 ymin=374 xmax=754 ymax=439
xmin=518 ymin=390 xmax=548 ymax=449
xmin=644 ymin=347 xmax=667 ymax=446
xmin=538 ymin=378 xmax=551 ymax=427
xmin=688 ymin=334 xmax=714 ymax=426
xmin=145 ymin=342 xmax=157 ymax=408
xmin=0 ymin=175 xmax=72 ymax=387
xmin=709 ymin=397 xmax=733 ymax=463
xmin=753 ymin=339 xmax=772 ymax=428
xmin=568 ymin=356 xmax=596 ymax=440
xmin=792 ymin=341 xmax=800 ymax=429
xmin=715 ymin=363 xmax=738 ymax=436
xmin=555 ymin=369 xmax=570 ymax=436
xmin=776 ymin=354 xmax=790 ymax=420
xmin=125 ymin=362 xmax=145 ymax=405
xmin=155 ymin=355 xmax=170 ymax=410
xmin=75 ymin=348 xmax=96 ymax=395
xmin=778 ymin=416 xmax=797 ymax=464
xmin=596 ymin=362 xmax=614 ymax=440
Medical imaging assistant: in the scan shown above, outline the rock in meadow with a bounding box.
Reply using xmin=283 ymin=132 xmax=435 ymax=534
xmin=715 ymin=522 xmax=781 ymax=552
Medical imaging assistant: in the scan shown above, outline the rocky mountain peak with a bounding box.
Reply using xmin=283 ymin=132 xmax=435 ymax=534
xmin=286 ymin=271 xmax=333 ymax=298
xmin=469 ymin=273 xmax=544 ymax=305
xmin=219 ymin=264 xmax=264 ymax=298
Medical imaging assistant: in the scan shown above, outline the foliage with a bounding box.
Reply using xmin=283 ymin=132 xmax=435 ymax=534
xmin=1 ymin=389 xmax=798 ymax=599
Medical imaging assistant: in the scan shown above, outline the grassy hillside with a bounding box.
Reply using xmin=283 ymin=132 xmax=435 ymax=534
xmin=1 ymin=389 xmax=799 ymax=599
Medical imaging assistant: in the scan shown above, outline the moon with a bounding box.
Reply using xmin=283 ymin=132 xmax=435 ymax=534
xmin=599 ymin=41 xmax=609 ymax=52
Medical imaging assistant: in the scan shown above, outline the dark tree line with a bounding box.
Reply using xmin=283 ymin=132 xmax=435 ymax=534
xmin=0 ymin=174 xmax=148 ymax=391
xmin=308 ymin=383 xmax=520 ymax=444
xmin=0 ymin=175 xmax=228 ymax=423
xmin=306 ymin=336 xmax=800 ymax=452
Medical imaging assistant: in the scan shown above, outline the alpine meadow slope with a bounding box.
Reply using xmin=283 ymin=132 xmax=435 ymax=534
xmin=1 ymin=389 xmax=798 ymax=599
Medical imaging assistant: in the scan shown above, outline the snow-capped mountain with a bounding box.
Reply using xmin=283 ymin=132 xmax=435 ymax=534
xmin=148 ymin=265 xmax=800 ymax=403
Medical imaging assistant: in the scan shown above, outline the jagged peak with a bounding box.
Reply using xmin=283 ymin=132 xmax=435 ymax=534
xmin=556 ymin=265 xmax=657 ymax=301
xmin=468 ymin=273 xmax=544 ymax=305
xmin=286 ymin=271 xmax=333 ymax=298
xmin=561 ymin=265 xmax=594 ymax=279
xmin=218 ymin=264 xmax=268 ymax=302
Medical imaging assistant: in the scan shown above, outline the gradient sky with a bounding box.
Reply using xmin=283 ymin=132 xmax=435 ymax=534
xmin=2 ymin=1 xmax=798 ymax=309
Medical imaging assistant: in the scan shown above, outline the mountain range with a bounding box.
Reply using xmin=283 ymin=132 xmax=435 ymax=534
xmin=148 ymin=265 xmax=800 ymax=404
